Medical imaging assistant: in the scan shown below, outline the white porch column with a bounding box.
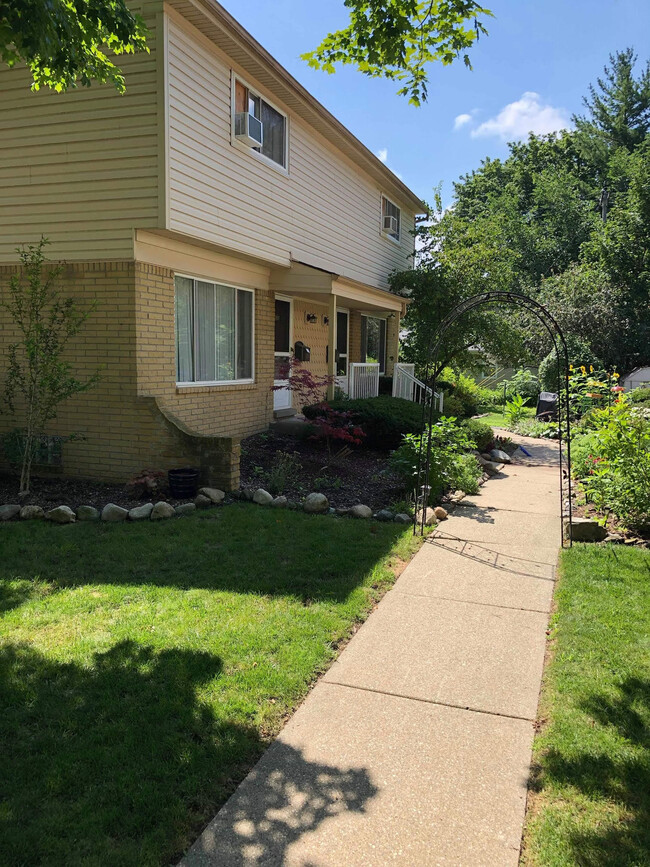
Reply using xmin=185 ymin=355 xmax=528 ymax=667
xmin=327 ymin=294 xmax=337 ymax=401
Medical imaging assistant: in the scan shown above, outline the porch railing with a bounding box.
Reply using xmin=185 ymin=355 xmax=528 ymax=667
xmin=349 ymin=363 xmax=380 ymax=399
xmin=393 ymin=363 xmax=444 ymax=412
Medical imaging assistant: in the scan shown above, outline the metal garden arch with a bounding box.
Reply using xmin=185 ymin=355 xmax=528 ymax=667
xmin=413 ymin=291 xmax=573 ymax=547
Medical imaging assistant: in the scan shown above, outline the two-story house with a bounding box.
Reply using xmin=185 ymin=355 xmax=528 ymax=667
xmin=0 ymin=0 xmax=425 ymax=490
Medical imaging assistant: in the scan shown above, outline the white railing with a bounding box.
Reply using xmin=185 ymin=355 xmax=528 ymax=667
xmin=349 ymin=363 xmax=380 ymax=399
xmin=393 ymin=363 xmax=444 ymax=412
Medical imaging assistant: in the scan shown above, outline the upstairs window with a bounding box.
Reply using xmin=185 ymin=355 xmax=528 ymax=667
xmin=175 ymin=276 xmax=254 ymax=385
xmin=381 ymin=196 xmax=401 ymax=242
xmin=234 ymin=78 xmax=287 ymax=169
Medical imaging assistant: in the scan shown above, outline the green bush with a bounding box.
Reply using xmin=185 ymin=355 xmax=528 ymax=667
xmin=628 ymin=387 xmax=650 ymax=405
xmin=390 ymin=417 xmax=481 ymax=500
xmin=304 ymin=396 xmax=425 ymax=449
xmin=440 ymin=393 xmax=465 ymax=418
xmin=505 ymin=369 xmax=539 ymax=405
xmin=476 ymin=386 xmax=503 ymax=412
xmin=539 ymin=336 xmax=602 ymax=392
xmin=573 ymin=400 xmax=650 ymax=529
xmin=461 ymin=419 xmax=495 ymax=453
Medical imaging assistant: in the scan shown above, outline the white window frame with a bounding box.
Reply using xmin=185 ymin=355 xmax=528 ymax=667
xmin=231 ymin=73 xmax=289 ymax=174
xmin=362 ymin=314 xmax=388 ymax=374
xmin=380 ymin=194 xmax=401 ymax=245
xmin=175 ymin=273 xmax=255 ymax=388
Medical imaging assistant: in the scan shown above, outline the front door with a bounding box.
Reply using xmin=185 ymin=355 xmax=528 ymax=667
xmin=336 ymin=309 xmax=349 ymax=395
xmin=274 ymin=297 xmax=293 ymax=411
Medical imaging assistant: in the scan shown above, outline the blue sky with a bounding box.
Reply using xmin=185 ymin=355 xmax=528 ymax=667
xmin=221 ymin=0 xmax=649 ymax=207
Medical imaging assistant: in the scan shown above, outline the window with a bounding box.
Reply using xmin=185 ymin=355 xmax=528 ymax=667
xmin=175 ymin=276 xmax=254 ymax=385
xmin=381 ymin=196 xmax=401 ymax=242
xmin=234 ymin=78 xmax=287 ymax=168
xmin=361 ymin=316 xmax=387 ymax=373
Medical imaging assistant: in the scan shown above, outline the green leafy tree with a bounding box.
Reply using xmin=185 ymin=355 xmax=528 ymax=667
xmin=0 ymin=0 xmax=148 ymax=92
xmin=1 ymin=240 xmax=100 ymax=494
xmin=303 ymin=0 xmax=492 ymax=105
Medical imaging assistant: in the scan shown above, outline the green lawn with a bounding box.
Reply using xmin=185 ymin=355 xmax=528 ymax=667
xmin=0 ymin=504 xmax=422 ymax=866
xmin=480 ymin=406 xmax=536 ymax=428
xmin=522 ymin=545 xmax=650 ymax=866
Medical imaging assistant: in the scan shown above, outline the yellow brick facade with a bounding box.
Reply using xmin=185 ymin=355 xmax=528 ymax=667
xmin=0 ymin=257 xmax=403 ymax=490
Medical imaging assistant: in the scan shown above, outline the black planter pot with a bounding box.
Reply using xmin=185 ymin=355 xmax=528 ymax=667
xmin=168 ymin=467 xmax=199 ymax=499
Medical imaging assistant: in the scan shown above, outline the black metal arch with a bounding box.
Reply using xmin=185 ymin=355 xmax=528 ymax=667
xmin=414 ymin=290 xmax=573 ymax=546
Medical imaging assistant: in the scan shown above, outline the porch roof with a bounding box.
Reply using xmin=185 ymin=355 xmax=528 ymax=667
xmin=269 ymin=261 xmax=408 ymax=316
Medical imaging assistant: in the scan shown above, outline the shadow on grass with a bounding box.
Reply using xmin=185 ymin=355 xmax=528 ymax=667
xmin=530 ymin=676 xmax=650 ymax=866
xmin=0 ymin=639 xmax=377 ymax=866
xmin=0 ymin=504 xmax=405 ymax=603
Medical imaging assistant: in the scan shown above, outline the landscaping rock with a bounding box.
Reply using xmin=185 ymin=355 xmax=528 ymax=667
xmin=335 ymin=507 xmax=350 ymax=517
xmin=490 ymin=449 xmax=511 ymax=464
xmin=253 ymin=488 xmax=274 ymax=506
xmin=0 ymin=504 xmax=20 ymax=521
xmin=434 ymin=506 xmax=448 ymax=521
xmin=194 ymin=494 xmax=212 ymax=509
xmin=604 ymin=532 xmax=625 ymax=544
xmin=394 ymin=513 xmax=412 ymax=524
xmin=304 ymin=492 xmax=329 ymax=514
xmin=241 ymin=489 xmax=255 ymax=501
xmin=175 ymin=503 xmax=197 ymax=516
xmin=449 ymin=490 xmax=466 ymax=503
xmin=76 ymin=505 xmax=100 ymax=521
xmin=46 ymin=505 xmax=76 ymax=524
xmin=128 ymin=503 xmax=154 ymax=521
xmin=151 ymin=501 xmax=175 ymax=520
xmin=271 ymin=496 xmax=288 ymax=508
xmin=349 ymin=504 xmax=372 ymax=519
xmin=375 ymin=509 xmax=395 ymax=522
xmin=415 ymin=507 xmax=437 ymax=526
xmin=20 ymin=505 xmax=44 ymax=520
xmin=564 ymin=517 xmax=607 ymax=542
xmin=482 ymin=461 xmax=503 ymax=476
xmin=199 ymin=487 xmax=226 ymax=504
xmin=101 ymin=503 xmax=128 ymax=523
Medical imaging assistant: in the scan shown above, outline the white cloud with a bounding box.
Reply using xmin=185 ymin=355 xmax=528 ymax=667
xmin=375 ymin=147 xmax=403 ymax=180
xmin=471 ymin=92 xmax=570 ymax=141
xmin=454 ymin=113 xmax=472 ymax=130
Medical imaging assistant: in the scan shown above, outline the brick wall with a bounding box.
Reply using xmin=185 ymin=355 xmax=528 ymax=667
xmin=0 ymin=260 xmax=274 ymax=490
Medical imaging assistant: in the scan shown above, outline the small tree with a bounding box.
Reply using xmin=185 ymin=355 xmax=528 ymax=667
xmin=1 ymin=239 xmax=100 ymax=494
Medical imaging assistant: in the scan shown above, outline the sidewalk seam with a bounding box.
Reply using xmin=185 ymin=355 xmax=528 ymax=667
xmin=322 ymin=680 xmax=536 ymax=723
xmin=390 ymin=589 xmax=550 ymax=614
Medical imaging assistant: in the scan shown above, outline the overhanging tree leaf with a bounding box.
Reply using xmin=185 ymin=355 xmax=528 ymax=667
xmin=0 ymin=0 xmax=149 ymax=93
xmin=302 ymin=0 xmax=492 ymax=105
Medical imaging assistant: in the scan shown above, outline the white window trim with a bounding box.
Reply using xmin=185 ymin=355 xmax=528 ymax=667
xmin=175 ymin=272 xmax=256 ymax=388
xmin=230 ymin=72 xmax=290 ymax=175
xmin=380 ymin=194 xmax=401 ymax=245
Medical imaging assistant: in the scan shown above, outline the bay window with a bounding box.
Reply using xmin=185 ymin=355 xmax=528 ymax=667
xmin=175 ymin=276 xmax=254 ymax=385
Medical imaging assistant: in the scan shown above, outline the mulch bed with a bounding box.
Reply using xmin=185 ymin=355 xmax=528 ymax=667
xmin=240 ymin=431 xmax=406 ymax=510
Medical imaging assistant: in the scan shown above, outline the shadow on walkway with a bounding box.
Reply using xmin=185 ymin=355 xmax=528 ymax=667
xmin=427 ymin=534 xmax=556 ymax=581
xmin=183 ymin=741 xmax=378 ymax=866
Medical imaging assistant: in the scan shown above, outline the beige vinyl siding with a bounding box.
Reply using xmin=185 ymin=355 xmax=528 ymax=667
xmin=166 ymin=13 xmax=415 ymax=289
xmin=0 ymin=2 xmax=162 ymax=262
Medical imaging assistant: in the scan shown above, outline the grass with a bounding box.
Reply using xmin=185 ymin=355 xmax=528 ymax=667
xmin=480 ymin=406 xmax=536 ymax=428
xmin=0 ymin=504 xmax=423 ymax=866
xmin=522 ymin=544 xmax=650 ymax=866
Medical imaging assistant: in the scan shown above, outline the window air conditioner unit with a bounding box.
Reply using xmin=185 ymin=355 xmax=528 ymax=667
xmin=235 ymin=112 xmax=263 ymax=148
xmin=383 ymin=214 xmax=399 ymax=235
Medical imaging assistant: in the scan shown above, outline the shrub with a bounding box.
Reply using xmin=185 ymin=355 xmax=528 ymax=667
xmin=539 ymin=337 xmax=602 ymax=392
xmin=476 ymin=386 xmax=503 ymax=412
xmin=629 ymin=387 xmax=650 ymax=406
xmin=305 ymin=396 xmax=425 ymax=449
xmin=461 ymin=419 xmax=494 ymax=453
xmin=439 ymin=393 xmax=465 ymax=419
xmin=573 ymin=400 xmax=650 ymax=529
xmin=505 ymin=369 xmax=539 ymax=405
xmin=504 ymin=394 xmax=527 ymax=426
xmin=390 ymin=417 xmax=480 ymax=501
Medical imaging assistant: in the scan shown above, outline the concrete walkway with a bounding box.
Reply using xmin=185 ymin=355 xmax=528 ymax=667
xmin=181 ymin=435 xmax=560 ymax=867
